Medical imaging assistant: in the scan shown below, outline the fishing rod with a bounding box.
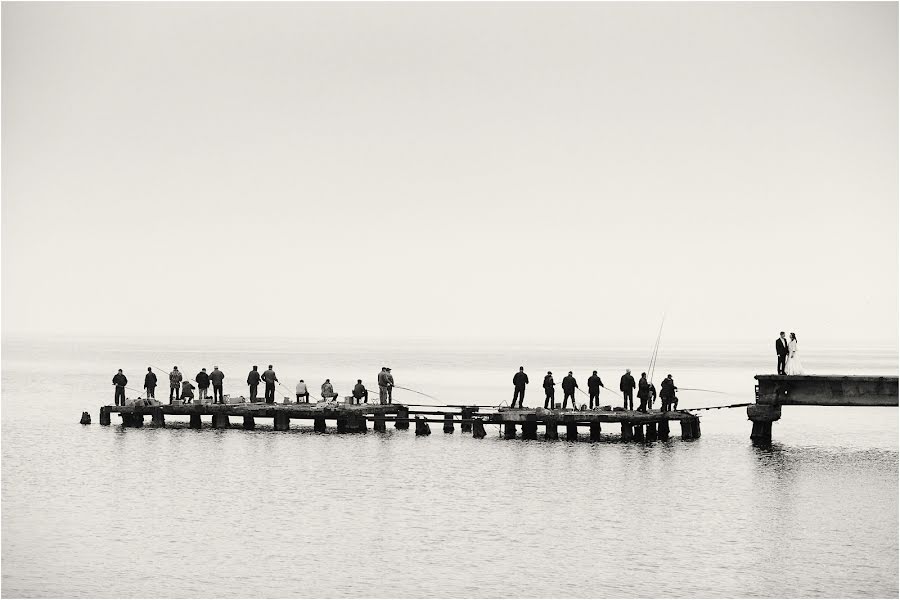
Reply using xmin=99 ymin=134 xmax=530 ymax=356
xmin=649 ymin=313 xmax=665 ymax=383
xmin=684 ymin=402 xmax=750 ymax=411
xmin=392 ymin=385 xmax=441 ymax=402
xmin=679 ymin=387 xmax=727 ymax=394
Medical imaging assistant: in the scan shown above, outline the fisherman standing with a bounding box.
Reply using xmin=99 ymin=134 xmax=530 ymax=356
xmin=262 ymin=365 xmax=278 ymax=404
xmin=619 ymin=369 xmax=636 ymax=411
xmin=561 ymin=371 xmax=578 ymax=409
xmin=195 ymin=368 xmax=210 ymax=402
xmin=169 ymin=366 xmax=183 ymax=404
xmin=587 ymin=370 xmax=604 ymax=409
xmin=378 ymin=368 xmax=390 ymax=405
xmin=512 ymin=366 xmax=529 ymax=408
xmin=247 ymin=366 xmax=261 ymax=402
xmin=353 ymin=379 xmax=368 ymax=403
xmin=296 ymin=379 xmax=309 ymax=403
xmin=321 ymin=379 xmax=338 ymax=401
xmin=144 ymin=367 xmax=157 ymax=399
xmin=385 ymin=368 xmax=394 ymax=403
xmin=660 ymin=374 xmax=678 ymax=411
xmin=112 ymin=369 xmax=127 ymax=406
xmin=637 ymin=372 xmax=650 ymax=413
xmin=210 ymin=366 xmax=225 ymax=404
xmin=543 ymin=371 xmax=555 ymax=409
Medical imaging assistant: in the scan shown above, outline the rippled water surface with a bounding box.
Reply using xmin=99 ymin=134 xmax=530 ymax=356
xmin=2 ymin=337 xmax=897 ymax=598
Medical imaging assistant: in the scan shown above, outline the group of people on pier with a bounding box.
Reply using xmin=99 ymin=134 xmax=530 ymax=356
xmin=111 ymin=365 xmax=396 ymax=407
xmin=512 ymin=367 xmax=679 ymax=413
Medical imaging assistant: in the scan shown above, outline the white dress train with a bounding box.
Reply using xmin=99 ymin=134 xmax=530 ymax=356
xmin=784 ymin=340 xmax=805 ymax=375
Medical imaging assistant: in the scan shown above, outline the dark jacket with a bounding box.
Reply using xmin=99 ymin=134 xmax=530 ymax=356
xmin=513 ymin=371 xmax=529 ymax=389
xmin=660 ymin=377 xmax=677 ymax=399
xmin=247 ymin=370 xmax=261 ymax=386
xmin=637 ymin=377 xmax=650 ymax=399
xmin=561 ymin=375 xmax=577 ymax=392
xmin=210 ymin=369 xmax=224 ymax=386
xmin=776 ymin=338 xmax=789 ymax=357
xmin=620 ymin=373 xmax=635 ymax=392
xmin=543 ymin=375 xmax=555 ymax=390
xmin=144 ymin=372 xmax=157 ymax=388
xmin=262 ymin=369 xmax=277 ymax=385
xmin=353 ymin=383 xmax=367 ymax=399
xmin=196 ymin=372 xmax=210 ymax=388
xmin=587 ymin=374 xmax=603 ymax=392
xmin=112 ymin=373 xmax=127 ymax=387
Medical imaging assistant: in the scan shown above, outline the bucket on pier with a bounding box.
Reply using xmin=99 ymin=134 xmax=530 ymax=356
xmin=345 ymin=396 xmax=359 ymax=405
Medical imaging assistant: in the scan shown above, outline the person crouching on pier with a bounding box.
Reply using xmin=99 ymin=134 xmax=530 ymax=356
xmin=112 ymin=369 xmax=127 ymax=406
xmin=587 ymin=370 xmax=604 ymax=409
xmin=543 ymin=371 xmax=555 ymax=409
xmin=169 ymin=366 xmax=183 ymax=404
xmin=321 ymin=379 xmax=339 ymax=402
xmin=296 ymin=379 xmax=309 ymax=403
xmin=353 ymin=380 xmax=368 ymax=403
xmin=620 ymin=369 xmax=635 ymax=411
xmin=196 ymin=368 xmax=210 ymax=402
xmin=561 ymin=371 xmax=578 ymax=409
xmin=660 ymin=374 xmax=678 ymax=411
xmin=637 ymin=372 xmax=650 ymax=413
xmin=180 ymin=379 xmax=196 ymax=404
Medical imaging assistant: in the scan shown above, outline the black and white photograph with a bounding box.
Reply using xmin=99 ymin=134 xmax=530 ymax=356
xmin=1 ymin=1 xmax=898 ymax=598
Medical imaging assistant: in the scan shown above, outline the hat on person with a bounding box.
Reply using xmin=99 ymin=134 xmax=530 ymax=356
xmin=547 ymin=371 xmax=552 ymax=375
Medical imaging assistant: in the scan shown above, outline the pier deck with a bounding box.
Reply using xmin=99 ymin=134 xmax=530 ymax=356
xmin=98 ymin=401 xmax=701 ymax=442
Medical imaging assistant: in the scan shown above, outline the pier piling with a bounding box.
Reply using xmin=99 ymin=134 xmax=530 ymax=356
xmin=243 ymin=415 xmax=256 ymax=430
xmin=374 ymin=414 xmax=387 ymax=432
xmin=314 ymin=416 xmax=327 ymax=433
xmin=443 ymin=414 xmax=454 ymax=434
xmin=189 ymin=413 xmax=202 ymax=429
xmin=395 ymin=406 xmax=410 ymax=430
xmin=415 ymin=416 xmax=431 ymax=436
xmin=545 ymin=419 xmax=559 ymax=440
xmin=621 ymin=423 xmax=633 ymax=442
xmin=522 ymin=419 xmax=538 ymax=440
xmin=150 ymin=408 xmax=165 ymax=427
xmin=566 ymin=422 xmax=578 ymax=441
xmin=589 ymin=422 xmax=601 ymax=442
xmin=632 ymin=424 xmax=644 ymax=442
xmin=646 ymin=422 xmax=657 ymax=441
xmin=80 ymin=411 xmax=91 ymax=425
xmin=658 ymin=419 xmax=670 ymax=440
xmin=504 ymin=423 xmax=516 ymax=439
xmin=460 ymin=408 xmax=474 ymax=432
xmin=100 ymin=407 xmax=111 ymax=426
xmin=273 ymin=413 xmax=290 ymax=431
xmin=472 ymin=419 xmax=486 ymax=439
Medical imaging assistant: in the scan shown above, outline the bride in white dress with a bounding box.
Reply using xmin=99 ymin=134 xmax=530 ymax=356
xmin=784 ymin=333 xmax=805 ymax=375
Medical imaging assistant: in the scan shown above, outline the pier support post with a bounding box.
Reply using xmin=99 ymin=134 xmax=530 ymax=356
xmin=100 ymin=407 xmax=111 ymax=426
xmin=273 ymin=413 xmax=290 ymax=431
xmin=621 ymin=423 xmax=633 ymax=442
xmin=472 ymin=419 xmax=486 ymax=439
xmin=545 ymin=419 xmax=559 ymax=440
xmin=415 ymin=417 xmax=431 ymax=436
xmin=395 ymin=406 xmax=409 ymax=430
xmin=80 ymin=411 xmax=91 ymax=425
xmin=747 ymin=404 xmax=781 ymax=444
xmin=680 ymin=419 xmax=692 ymax=440
xmin=522 ymin=419 xmax=538 ymax=440
xmin=504 ymin=423 xmax=516 ymax=439
xmin=632 ymin=424 xmax=645 ymax=442
xmin=374 ymin=414 xmax=386 ymax=432
xmin=189 ymin=413 xmax=202 ymax=429
xmin=566 ymin=422 xmax=578 ymax=442
xmin=121 ymin=413 xmax=143 ymax=428
xmin=589 ymin=422 xmax=602 ymax=442
xmin=212 ymin=414 xmax=230 ymax=429
xmin=314 ymin=416 xmax=327 ymax=433
xmin=690 ymin=417 xmax=701 ymax=439
xmin=336 ymin=416 xmax=348 ymax=433
xmin=243 ymin=415 xmax=256 ymax=430
xmin=443 ymin=414 xmax=454 ymax=434
xmin=460 ymin=408 xmax=474 ymax=433
xmin=646 ymin=422 xmax=657 ymax=441
xmin=347 ymin=413 xmax=367 ymax=433
xmin=150 ymin=408 xmax=165 ymax=427
xmin=658 ymin=419 xmax=670 ymax=440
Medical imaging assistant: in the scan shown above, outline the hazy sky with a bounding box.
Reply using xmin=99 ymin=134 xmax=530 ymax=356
xmin=2 ymin=2 xmax=897 ymax=346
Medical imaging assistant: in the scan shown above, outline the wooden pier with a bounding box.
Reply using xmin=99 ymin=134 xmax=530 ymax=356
xmin=749 ymin=374 xmax=899 ymax=443
xmin=98 ymin=402 xmax=701 ymax=442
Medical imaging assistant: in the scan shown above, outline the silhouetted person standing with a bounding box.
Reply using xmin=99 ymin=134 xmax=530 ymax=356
xmin=543 ymin=371 xmax=555 ymax=409
xmin=512 ymin=366 xmax=529 ymax=408
xmin=247 ymin=366 xmax=261 ymax=402
xmin=587 ymin=370 xmax=604 ymax=409
xmin=169 ymin=366 xmax=182 ymax=404
xmin=210 ymin=366 xmax=225 ymax=403
xmin=112 ymin=369 xmax=127 ymax=406
xmin=775 ymin=331 xmax=789 ymax=375
xmin=637 ymin=372 xmax=650 ymax=413
xmin=561 ymin=371 xmax=578 ymax=409
xmin=144 ymin=367 xmax=157 ymax=399
xmin=196 ymin=368 xmax=210 ymax=402
xmin=262 ymin=365 xmax=278 ymax=404
xmin=620 ymin=369 xmax=635 ymax=411
xmin=660 ymin=374 xmax=678 ymax=411
xmin=378 ymin=367 xmax=390 ymax=404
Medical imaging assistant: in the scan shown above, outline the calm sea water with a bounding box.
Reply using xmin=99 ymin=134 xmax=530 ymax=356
xmin=2 ymin=336 xmax=897 ymax=598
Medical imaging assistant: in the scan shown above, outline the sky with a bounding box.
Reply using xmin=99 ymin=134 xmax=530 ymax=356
xmin=2 ymin=2 xmax=897 ymax=347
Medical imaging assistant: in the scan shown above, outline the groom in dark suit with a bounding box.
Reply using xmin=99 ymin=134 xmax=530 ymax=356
xmin=775 ymin=331 xmax=789 ymax=375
